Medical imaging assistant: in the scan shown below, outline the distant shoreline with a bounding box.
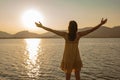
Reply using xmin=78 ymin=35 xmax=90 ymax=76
xmin=0 ymin=37 xmax=120 ymax=39
xmin=1 ymin=26 xmax=120 ymax=38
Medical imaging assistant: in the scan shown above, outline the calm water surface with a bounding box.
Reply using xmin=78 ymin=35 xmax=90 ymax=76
xmin=0 ymin=38 xmax=120 ymax=80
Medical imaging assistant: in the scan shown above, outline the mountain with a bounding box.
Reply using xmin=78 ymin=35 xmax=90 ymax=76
xmin=13 ymin=31 xmax=40 ymax=38
xmin=0 ymin=26 xmax=120 ymax=38
xmin=84 ymin=26 xmax=120 ymax=38
xmin=0 ymin=31 xmax=12 ymax=38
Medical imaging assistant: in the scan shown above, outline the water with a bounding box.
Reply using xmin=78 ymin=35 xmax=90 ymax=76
xmin=0 ymin=38 xmax=120 ymax=80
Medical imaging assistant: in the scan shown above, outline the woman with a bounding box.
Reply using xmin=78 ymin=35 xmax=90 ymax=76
xmin=35 ymin=18 xmax=107 ymax=80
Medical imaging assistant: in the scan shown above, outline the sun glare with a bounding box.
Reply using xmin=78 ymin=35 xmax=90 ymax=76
xmin=22 ymin=9 xmax=44 ymax=30
xmin=24 ymin=39 xmax=41 ymax=78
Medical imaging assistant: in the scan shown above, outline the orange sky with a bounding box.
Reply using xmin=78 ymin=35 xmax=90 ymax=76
xmin=0 ymin=0 xmax=120 ymax=34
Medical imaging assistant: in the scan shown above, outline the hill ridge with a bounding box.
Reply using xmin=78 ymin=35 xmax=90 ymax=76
xmin=0 ymin=26 xmax=120 ymax=38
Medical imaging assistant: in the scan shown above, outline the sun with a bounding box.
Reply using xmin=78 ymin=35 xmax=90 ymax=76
xmin=22 ymin=9 xmax=44 ymax=30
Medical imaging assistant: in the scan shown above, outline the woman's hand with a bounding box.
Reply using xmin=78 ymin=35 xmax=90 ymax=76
xmin=100 ymin=18 xmax=107 ymax=25
xmin=35 ymin=21 xmax=43 ymax=27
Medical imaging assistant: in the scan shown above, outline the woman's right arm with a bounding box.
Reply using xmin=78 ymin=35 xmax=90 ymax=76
xmin=35 ymin=22 xmax=66 ymax=37
xmin=78 ymin=18 xmax=107 ymax=37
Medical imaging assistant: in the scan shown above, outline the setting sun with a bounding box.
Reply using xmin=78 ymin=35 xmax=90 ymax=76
xmin=22 ymin=9 xmax=44 ymax=30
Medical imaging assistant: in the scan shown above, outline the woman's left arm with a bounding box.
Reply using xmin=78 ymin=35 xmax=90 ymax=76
xmin=35 ymin=22 xmax=66 ymax=37
xmin=78 ymin=18 xmax=107 ymax=37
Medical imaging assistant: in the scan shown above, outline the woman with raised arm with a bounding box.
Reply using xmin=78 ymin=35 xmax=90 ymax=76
xmin=35 ymin=18 xmax=107 ymax=80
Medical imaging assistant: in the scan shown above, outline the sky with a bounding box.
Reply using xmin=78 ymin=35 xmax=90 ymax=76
xmin=0 ymin=0 xmax=120 ymax=34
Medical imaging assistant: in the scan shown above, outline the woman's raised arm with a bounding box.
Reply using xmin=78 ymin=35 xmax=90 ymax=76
xmin=78 ymin=18 xmax=107 ymax=37
xmin=35 ymin=22 xmax=66 ymax=37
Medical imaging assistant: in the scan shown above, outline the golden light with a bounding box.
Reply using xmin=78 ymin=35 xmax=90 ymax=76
xmin=22 ymin=9 xmax=44 ymax=30
xmin=24 ymin=39 xmax=42 ymax=78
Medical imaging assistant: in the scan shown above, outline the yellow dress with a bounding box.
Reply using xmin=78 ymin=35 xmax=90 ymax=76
xmin=60 ymin=33 xmax=83 ymax=73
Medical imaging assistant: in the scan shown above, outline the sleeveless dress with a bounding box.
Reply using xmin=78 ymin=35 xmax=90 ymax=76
xmin=60 ymin=33 xmax=83 ymax=73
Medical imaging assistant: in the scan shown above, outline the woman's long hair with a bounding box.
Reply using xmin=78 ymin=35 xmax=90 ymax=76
xmin=68 ymin=20 xmax=78 ymax=41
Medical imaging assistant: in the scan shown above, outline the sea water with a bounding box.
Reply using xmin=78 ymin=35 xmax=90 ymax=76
xmin=0 ymin=38 xmax=120 ymax=80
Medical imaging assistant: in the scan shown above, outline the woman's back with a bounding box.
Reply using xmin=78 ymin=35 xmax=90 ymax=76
xmin=61 ymin=33 xmax=83 ymax=73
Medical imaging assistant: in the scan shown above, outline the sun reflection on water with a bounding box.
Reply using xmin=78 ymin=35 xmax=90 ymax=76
xmin=24 ymin=39 xmax=41 ymax=78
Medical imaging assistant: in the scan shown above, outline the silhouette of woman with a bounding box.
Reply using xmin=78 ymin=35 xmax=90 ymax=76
xmin=35 ymin=18 xmax=107 ymax=80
